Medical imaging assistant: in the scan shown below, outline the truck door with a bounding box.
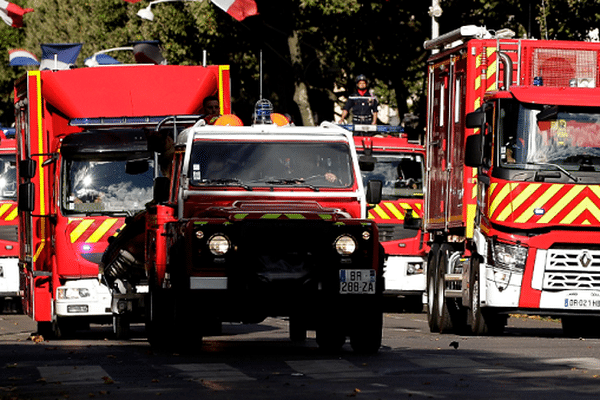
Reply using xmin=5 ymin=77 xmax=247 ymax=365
xmin=425 ymin=60 xmax=452 ymax=231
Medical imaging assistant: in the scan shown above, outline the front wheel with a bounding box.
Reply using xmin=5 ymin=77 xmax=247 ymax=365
xmin=350 ymin=311 xmax=383 ymax=354
xmin=113 ymin=313 xmax=131 ymax=340
xmin=289 ymin=315 xmax=307 ymax=342
xmin=562 ymin=316 xmax=600 ymax=338
xmin=469 ymin=256 xmax=505 ymax=335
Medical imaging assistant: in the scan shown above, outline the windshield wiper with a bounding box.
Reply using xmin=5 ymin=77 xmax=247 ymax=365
xmin=526 ymin=161 xmax=578 ymax=182
xmin=200 ymin=178 xmax=253 ymax=191
xmin=262 ymin=178 xmax=320 ymax=191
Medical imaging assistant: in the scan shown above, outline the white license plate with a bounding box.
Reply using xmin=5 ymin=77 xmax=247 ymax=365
xmin=564 ymin=296 xmax=600 ymax=309
xmin=339 ymin=269 xmax=376 ymax=294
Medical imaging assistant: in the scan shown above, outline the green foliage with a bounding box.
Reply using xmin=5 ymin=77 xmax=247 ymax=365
xmin=0 ymin=0 xmax=596 ymax=127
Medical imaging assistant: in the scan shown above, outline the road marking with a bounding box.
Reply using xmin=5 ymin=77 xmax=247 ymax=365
xmin=544 ymin=357 xmax=600 ymax=370
xmin=170 ymin=363 xmax=255 ymax=382
xmin=286 ymin=359 xmax=377 ymax=379
xmin=409 ymin=355 xmax=515 ymax=375
xmin=37 ymin=366 xmax=114 ymax=385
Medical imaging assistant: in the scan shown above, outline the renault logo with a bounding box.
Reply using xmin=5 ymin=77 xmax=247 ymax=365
xmin=578 ymin=251 xmax=593 ymax=268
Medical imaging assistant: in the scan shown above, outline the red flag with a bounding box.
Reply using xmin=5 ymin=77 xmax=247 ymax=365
xmin=0 ymin=0 xmax=33 ymax=28
xmin=211 ymin=0 xmax=258 ymax=21
xmin=123 ymin=0 xmax=142 ymax=3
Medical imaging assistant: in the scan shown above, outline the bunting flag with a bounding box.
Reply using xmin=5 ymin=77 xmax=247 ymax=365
xmin=8 ymin=48 xmax=39 ymax=66
xmin=39 ymin=43 xmax=83 ymax=70
xmin=123 ymin=0 xmax=142 ymax=3
xmin=211 ymin=0 xmax=258 ymax=21
xmin=0 ymin=0 xmax=33 ymax=28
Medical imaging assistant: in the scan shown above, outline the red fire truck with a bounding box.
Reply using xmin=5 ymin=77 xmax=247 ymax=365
xmin=102 ymin=104 xmax=385 ymax=353
xmin=424 ymin=25 xmax=600 ymax=336
xmin=14 ymin=60 xmax=231 ymax=337
xmin=0 ymin=129 xmax=19 ymax=313
xmin=351 ymin=126 xmax=427 ymax=312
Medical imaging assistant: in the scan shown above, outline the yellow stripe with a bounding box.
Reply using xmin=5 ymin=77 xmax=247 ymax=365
xmin=561 ymin=197 xmax=600 ymax=224
xmin=218 ymin=65 xmax=230 ymax=115
xmin=32 ymin=71 xmax=47 ymax=263
xmin=499 ymin=183 xmax=540 ymax=222
xmin=515 ymin=184 xmax=562 ymax=223
xmin=466 ymin=203 xmax=477 ymax=238
xmin=372 ymin=204 xmax=390 ymax=220
xmin=471 ymin=168 xmax=477 ymax=199
xmin=86 ymin=218 xmax=118 ymax=243
xmin=489 ymin=182 xmax=510 ymax=217
xmin=537 ymin=185 xmax=585 ymax=223
xmin=6 ymin=207 xmax=17 ymax=221
xmin=0 ymin=203 xmax=11 ymax=217
xmin=384 ymin=203 xmax=405 ymax=220
xmin=496 ymin=182 xmax=534 ymax=221
xmin=70 ymin=219 xmax=94 ymax=243
xmin=260 ymin=214 xmax=281 ymax=219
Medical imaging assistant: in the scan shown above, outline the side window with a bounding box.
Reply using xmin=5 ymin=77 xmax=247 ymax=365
xmin=483 ymin=105 xmax=495 ymax=168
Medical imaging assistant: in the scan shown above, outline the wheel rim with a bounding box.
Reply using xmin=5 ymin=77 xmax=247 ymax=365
xmin=427 ymin=273 xmax=435 ymax=312
xmin=471 ymin=279 xmax=479 ymax=321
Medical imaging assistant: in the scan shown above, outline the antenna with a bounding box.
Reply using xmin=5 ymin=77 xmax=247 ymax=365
xmin=259 ymin=49 xmax=263 ymax=99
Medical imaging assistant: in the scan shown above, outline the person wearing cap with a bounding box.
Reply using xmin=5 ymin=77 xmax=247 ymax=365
xmin=338 ymin=74 xmax=379 ymax=125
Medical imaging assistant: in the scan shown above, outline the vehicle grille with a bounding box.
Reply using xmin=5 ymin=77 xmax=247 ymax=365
xmin=543 ymin=249 xmax=600 ymax=290
xmin=0 ymin=225 xmax=17 ymax=243
xmin=377 ymin=225 xmax=419 ymax=242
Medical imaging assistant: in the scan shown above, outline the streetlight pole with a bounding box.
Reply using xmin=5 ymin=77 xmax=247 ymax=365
xmin=429 ymin=0 xmax=442 ymax=41
xmin=137 ymin=0 xmax=204 ymax=21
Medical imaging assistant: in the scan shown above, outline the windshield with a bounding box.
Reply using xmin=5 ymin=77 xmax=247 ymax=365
xmin=63 ymin=158 xmax=155 ymax=214
xmin=361 ymin=153 xmax=423 ymax=200
xmin=0 ymin=154 xmax=16 ymax=201
xmin=189 ymin=141 xmax=354 ymax=188
xmin=499 ymin=100 xmax=600 ymax=171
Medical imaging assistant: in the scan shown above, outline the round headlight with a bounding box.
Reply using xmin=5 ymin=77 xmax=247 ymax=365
xmin=208 ymin=234 xmax=230 ymax=256
xmin=334 ymin=235 xmax=357 ymax=255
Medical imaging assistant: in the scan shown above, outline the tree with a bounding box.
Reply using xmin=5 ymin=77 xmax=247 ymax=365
xmin=0 ymin=0 xmax=598 ymax=128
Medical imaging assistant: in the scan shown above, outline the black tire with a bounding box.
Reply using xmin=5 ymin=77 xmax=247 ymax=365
xmin=403 ymin=296 xmax=424 ymax=313
xmin=289 ymin=315 xmax=307 ymax=342
xmin=113 ymin=313 xmax=130 ymax=340
xmin=426 ymin=243 xmax=440 ymax=332
xmin=562 ymin=316 xmax=600 ymax=338
xmin=436 ymin=244 xmax=454 ymax=333
xmin=146 ymin=287 xmax=174 ymax=349
xmin=350 ymin=311 xmax=383 ymax=354
xmin=37 ymin=321 xmax=53 ymax=339
xmin=469 ymin=256 xmax=505 ymax=335
xmin=316 ymin=326 xmax=346 ymax=352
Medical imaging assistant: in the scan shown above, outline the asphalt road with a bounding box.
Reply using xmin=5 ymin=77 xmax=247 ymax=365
xmin=1 ymin=311 xmax=600 ymax=400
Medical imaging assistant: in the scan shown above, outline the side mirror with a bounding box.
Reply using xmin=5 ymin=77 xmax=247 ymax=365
xmin=366 ymin=179 xmax=382 ymax=204
xmin=18 ymin=182 xmax=35 ymax=212
xmin=464 ymin=134 xmax=484 ymax=167
xmin=403 ymin=209 xmax=422 ymax=230
xmin=153 ymin=176 xmax=170 ymax=203
xmin=19 ymin=159 xmax=36 ymax=179
xmin=465 ymin=110 xmax=485 ymax=129
xmin=358 ymin=155 xmax=377 ymax=172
